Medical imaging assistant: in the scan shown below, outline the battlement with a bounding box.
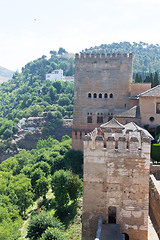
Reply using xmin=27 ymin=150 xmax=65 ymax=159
xmin=75 ymin=52 xmax=133 ymax=61
xmin=83 ymin=119 xmax=151 ymax=155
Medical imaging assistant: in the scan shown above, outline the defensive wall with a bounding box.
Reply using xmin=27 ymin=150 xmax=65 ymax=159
xmin=149 ymin=174 xmax=160 ymax=238
xmin=82 ymin=121 xmax=151 ymax=240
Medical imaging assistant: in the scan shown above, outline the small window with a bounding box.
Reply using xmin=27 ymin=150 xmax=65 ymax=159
xmin=97 ymin=116 xmax=103 ymax=123
xmin=87 ymin=116 xmax=92 ymax=123
xmin=88 ymin=93 xmax=92 ymax=98
xmin=124 ymin=103 xmax=126 ymax=108
xmin=93 ymin=93 xmax=97 ymax=98
xmin=99 ymin=93 xmax=102 ymax=98
xmin=110 ymin=93 xmax=113 ymax=98
xmin=104 ymin=93 xmax=108 ymax=98
xmin=150 ymin=117 xmax=155 ymax=122
xmin=156 ymin=103 xmax=160 ymax=114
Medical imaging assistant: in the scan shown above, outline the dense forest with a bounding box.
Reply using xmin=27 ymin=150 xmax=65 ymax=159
xmin=0 ymin=136 xmax=83 ymax=239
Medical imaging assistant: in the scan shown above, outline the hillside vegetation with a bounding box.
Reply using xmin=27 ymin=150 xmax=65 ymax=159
xmin=0 ymin=136 xmax=83 ymax=239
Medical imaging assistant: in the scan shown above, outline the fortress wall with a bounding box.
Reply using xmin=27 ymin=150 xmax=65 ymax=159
xmin=149 ymin=174 xmax=160 ymax=237
xmin=82 ymin=134 xmax=150 ymax=240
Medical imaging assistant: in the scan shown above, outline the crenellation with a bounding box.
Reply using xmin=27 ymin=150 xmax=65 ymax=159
xmin=75 ymin=52 xmax=133 ymax=61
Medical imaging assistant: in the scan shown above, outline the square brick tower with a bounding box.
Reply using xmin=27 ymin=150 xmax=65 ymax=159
xmin=72 ymin=53 xmax=133 ymax=150
xmin=82 ymin=118 xmax=151 ymax=240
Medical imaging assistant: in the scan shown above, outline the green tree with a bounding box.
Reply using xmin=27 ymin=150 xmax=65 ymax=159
xmin=64 ymin=149 xmax=83 ymax=175
xmin=27 ymin=212 xmax=64 ymax=240
xmin=153 ymin=71 xmax=159 ymax=87
xmin=135 ymin=73 xmax=139 ymax=83
xmin=51 ymin=170 xmax=70 ymax=209
xmin=8 ymin=174 xmax=33 ymax=215
xmin=40 ymin=227 xmax=66 ymax=240
xmin=58 ymin=48 xmax=67 ymax=55
xmin=35 ymin=176 xmax=49 ymax=198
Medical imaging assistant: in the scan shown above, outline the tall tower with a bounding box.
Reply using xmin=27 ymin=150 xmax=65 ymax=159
xmin=82 ymin=119 xmax=151 ymax=240
xmin=72 ymin=53 xmax=133 ymax=150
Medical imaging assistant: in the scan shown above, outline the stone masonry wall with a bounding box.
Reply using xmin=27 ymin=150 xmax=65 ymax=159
xmin=149 ymin=174 xmax=160 ymax=237
xmin=82 ymin=129 xmax=150 ymax=240
xmin=72 ymin=53 xmax=133 ymax=150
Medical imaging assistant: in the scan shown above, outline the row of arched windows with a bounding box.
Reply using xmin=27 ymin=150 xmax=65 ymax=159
xmin=88 ymin=93 xmax=113 ymax=99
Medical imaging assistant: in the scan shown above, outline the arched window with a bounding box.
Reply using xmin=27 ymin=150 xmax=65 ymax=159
xmin=87 ymin=116 xmax=92 ymax=123
xmin=99 ymin=93 xmax=102 ymax=98
xmin=93 ymin=93 xmax=97 ymax=98
xmin=104 ymin=93 xmax=108 ymax=98
xmin=110 ymin=93 xmax=113 ymax=98
xmin=88 ymin=93 xmax=92 ymax=98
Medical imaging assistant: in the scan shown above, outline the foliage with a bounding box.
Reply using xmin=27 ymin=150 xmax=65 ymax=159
xmin=27 ymin=211 xmax=64 ymax=240
xmin=63 ymin=149 xmax=83 ymax=176
xmin=51 ymin=170 xmax=82 ymax=213
xmin=40 ymin=227 xmax=67 ymax=240
xmin=151 ymin=144 xmax=160 ymax=162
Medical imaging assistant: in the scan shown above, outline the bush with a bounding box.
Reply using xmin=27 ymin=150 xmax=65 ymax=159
xmin=40 ymin=227 xmax=66 ymax=240
xmin=27 ymin=212 xmax=64 ymax=240
xmin=151 ymin=144 xmax=160 ymax=162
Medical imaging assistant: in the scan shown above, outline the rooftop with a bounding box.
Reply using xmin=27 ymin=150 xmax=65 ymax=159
xmin=138 ymin=85 xmax=160 ymax=97
xmin=115 ymin=105 xmax=140 ymax=118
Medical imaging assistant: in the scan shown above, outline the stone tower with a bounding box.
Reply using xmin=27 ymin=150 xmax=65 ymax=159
xmin=72 ymin=53 xmax=133 ymax=150
xmin=82 ymin=118 xmax=151 ymax=240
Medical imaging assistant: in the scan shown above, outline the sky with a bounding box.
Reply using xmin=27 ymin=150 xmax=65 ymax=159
xmin=0 ymin=0 xmax=160 ymax=71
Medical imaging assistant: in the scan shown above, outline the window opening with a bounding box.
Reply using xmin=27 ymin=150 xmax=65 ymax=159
xmin=104 ymin=93 xmax=108 ymax=98
xmin=149 ymin=117 xmax=154 ymax=122
xmin=156 ymin=103 xmax=160 ymax=114
xmin=108 ymin=206 xmax=116 ymax=224
xmin=87 ymin=116 xmax=92 ymax=123
xmin=93 ymin=93 xmax=97 ymax=98
xmin=97 ymin=116 xmax=103 ymax=123
xmin=88 ymin=93 xmax=92 ymax=98
xmin=99 ymin=93 xmax=102 ymax=98
xmin=110 ymin=93 xmax=113 ymax=98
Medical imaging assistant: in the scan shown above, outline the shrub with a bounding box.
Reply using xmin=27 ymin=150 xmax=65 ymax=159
xmin=151 ymin=144 xmax=160 ymax=162
xmin=27 ymin=212 xmax=64 ymax=240
xmin=40 ymin=227 xmax=66 ymax=240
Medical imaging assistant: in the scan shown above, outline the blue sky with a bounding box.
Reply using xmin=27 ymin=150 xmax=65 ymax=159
xmin=0 ymin=0 xmax=160 ymax=71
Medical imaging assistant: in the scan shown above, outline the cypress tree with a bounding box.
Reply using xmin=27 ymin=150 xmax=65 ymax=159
xmin=153 ymin=71 xmax=159 ymax=87
xmin=150 ymin=73 xmax=154 ymax=88
xmin=139 ymin=74 xmax=142 ymax=83
xmin=135 ymin=73 xmax=139 ymax=83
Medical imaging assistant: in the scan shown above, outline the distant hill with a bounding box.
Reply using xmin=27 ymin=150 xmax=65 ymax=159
xmin=82 ymin=42 xmax=160 ymax=78
xmin=0 ymin=66 xmax=14 ymax=80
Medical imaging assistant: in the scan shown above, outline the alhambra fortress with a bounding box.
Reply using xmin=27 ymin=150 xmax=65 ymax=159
xmin=72 ymin=53 xmax=160 ymax=239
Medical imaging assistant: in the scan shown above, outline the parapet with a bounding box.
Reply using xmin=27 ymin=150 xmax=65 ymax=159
xmin=75 ymin=53 xmax=133 ymax=61
xmin=83 ymin=119 xmax=151 ymax=155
